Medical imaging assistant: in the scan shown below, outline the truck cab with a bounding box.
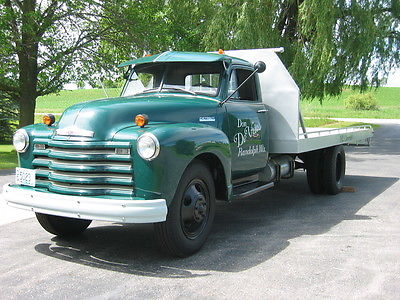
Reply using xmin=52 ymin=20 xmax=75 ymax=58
xmin=3 ymin=49 xmax=373 ymax=257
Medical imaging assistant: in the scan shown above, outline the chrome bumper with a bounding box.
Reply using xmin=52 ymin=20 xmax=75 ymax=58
xmin=2 ymin=183 xmax=167 ymax=223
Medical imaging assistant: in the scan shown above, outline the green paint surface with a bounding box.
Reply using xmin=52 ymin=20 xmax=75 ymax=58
xmin=118 ymin=51 xmax=247 ymax=67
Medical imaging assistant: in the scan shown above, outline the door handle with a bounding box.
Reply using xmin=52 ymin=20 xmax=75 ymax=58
xmin=257 ymin=109 xmax=267 ymax=113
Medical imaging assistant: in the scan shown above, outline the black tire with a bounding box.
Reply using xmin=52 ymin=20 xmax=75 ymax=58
xmin=35 ymin=213 xmax=92 ymax=237
xmin=323 ymin=145 xmax=346 ymax=195
xmin=306 ymin=150 xmax=325 ymax=194
xmin=154 ymin=161 xmax=216 ymax=257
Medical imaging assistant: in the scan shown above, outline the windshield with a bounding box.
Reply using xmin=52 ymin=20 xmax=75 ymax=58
xmin=121 ymin=62 xmax=223 ymax=97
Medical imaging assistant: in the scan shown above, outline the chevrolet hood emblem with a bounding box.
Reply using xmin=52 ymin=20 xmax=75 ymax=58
xmin=56 ymin=126 xmax=94 ymax=137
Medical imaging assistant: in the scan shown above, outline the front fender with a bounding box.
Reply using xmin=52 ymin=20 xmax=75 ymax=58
xmin=116 ymin=123 xmax=231 ymax=205
xmin=17 ymin=124 xmax=55 ymax=168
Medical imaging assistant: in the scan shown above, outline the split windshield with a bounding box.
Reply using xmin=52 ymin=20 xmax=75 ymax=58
xmin=121 ymin=62 xmax=223 ymax=97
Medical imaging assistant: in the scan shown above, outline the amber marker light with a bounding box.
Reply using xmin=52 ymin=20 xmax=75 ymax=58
xmin=43 ymin=114 xmax=56 ymax=126
xmin=218 ymin=49 xmax=225 ymax=54
xmin=135 ymin=114 xmax=149 ymax=128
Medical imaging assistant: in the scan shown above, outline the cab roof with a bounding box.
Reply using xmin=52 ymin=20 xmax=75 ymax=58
xmin=118 ymin=51 xmax=251 ymax=67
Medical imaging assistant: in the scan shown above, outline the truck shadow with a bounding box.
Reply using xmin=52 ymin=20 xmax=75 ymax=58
xmin=34 ymin=173 xmax=398 ymax=278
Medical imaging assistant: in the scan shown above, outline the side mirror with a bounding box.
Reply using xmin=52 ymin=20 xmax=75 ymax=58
xmin=254 ymin=61 xmax=266 ymax=73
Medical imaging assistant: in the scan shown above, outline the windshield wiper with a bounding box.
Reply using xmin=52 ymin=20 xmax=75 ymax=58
xmin=138 ymin=88 xmax=159 ymax=94
xmin=138 ymin=87 xmax=197 ymax=96
xmin=161 ymin=87 xmax=197 ymax=95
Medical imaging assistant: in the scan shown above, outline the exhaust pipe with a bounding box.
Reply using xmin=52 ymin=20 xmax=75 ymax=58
xmin=261 ymin=155 xmax=294 ymax=182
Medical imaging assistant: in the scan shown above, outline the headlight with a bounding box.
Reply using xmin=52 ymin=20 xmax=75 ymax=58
xmin=13 ymin=129 xmax=29 ymax=153
xmin=137 ymin=133 xmax=160 ymax=161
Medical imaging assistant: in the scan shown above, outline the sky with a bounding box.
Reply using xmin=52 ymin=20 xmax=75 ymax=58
xmin=386 ymin=68 xmax=400 ymax=87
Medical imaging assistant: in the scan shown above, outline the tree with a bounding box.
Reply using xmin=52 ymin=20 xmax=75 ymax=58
xmin=0 ymin=0 xmax=110 ymax=128
xmin=202 ymin=0 xmax=400 ymax=98
xmin=0 ymin=94 xmax=18 ymax=142
xmin=98 ymin=0 xmax=213 ymax=59
xmin=1 ymin=0 xmax=398 ymax=135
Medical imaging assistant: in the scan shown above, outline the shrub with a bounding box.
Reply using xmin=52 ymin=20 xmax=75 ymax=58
xmin=344 ymin=93 xmax=379 ymax=111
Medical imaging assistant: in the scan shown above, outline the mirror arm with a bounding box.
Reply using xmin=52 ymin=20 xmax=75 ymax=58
xmin=219 ymin=68 xmax=258 ymax=107
xmin=123 ymin=65 xmax=132 ymax=80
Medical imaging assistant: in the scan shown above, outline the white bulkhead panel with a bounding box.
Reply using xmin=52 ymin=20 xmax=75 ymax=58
xmin=224 ymin=49 xmax=300 ymax=153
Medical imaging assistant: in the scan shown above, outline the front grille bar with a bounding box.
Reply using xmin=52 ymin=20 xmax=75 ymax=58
xmin=32 ymin=142 xmax=134 ymax=197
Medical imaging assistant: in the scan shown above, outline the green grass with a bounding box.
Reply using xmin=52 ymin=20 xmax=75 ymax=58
xmin=301 ymin=87 xmax=400 ymax=119
xmin=303 ymin=118 xmax=338 ymax=127
xmin=322 ymin=121 xmax=380 ymax=129
xmin=304 ymin=118 xmax=379 ymax=129
xmin=0 ymin=145 xmax=18 ymax=169
xmin=34 ymin=87 xmax=399 ymax=119
xmin=35 ymin=88 xmax=121 ymax=113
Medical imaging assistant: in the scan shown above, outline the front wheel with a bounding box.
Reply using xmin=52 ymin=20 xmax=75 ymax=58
xmin=36 ymin=213 xmax=92 ymax=237
xmin=154 ymin=161 xmax=216 ymax=257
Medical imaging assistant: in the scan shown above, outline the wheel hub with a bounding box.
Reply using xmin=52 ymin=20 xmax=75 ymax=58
xmin=180 ymin=180 xmax=210 ymax=239
xmin=193 ymin=197 xmax=206 ymax=222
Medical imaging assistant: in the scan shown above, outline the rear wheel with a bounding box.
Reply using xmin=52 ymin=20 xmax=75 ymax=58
xmin=154 ymin=161 xmax=216 ymax=257
xmin=323 ymin=145 xmax=346 ymax=195
xmin=306 ymin=150 xmax=325 ymax=194
xmin=36 ymin=213 xmax=92 ymax=237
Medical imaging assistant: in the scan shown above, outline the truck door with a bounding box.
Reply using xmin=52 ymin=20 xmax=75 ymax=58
xmin=224 ymin=68 xmax=268 ymax=179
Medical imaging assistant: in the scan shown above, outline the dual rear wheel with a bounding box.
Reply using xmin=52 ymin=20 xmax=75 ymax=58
xmin=306 ymin=145 xmax=346 ymax=195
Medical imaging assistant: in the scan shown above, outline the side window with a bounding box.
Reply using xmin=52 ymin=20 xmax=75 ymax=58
xmin=184 ymin=73 xmax=220 ymax=96
xmin=228 ymin=69 xmax=258 ymax=101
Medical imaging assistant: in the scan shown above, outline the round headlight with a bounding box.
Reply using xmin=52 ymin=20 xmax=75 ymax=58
xmin=137 ymin=133 xmax=160 ymax=161
xmin=13 ymin=129 xmax=29 ymax=153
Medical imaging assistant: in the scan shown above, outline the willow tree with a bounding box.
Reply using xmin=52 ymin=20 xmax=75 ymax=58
xmin=202 ymin=0 xmax=400 ymax=98
xmin=98 ymin=0 xmax=213 ymax=61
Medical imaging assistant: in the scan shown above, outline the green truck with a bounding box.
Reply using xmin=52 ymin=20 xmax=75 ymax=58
xmin=3 ymin=49 xmax=373 ymax=257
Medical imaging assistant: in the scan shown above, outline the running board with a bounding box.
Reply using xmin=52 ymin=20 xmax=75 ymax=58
xmin=233 ymin=182 xmax=274 ymax=200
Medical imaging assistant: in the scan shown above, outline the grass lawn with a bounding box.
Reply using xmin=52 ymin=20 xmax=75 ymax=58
xmin=303 ymin=118 xmax=379 ymax=129
xmin=301 ymin=87 xmax=400 ymax=119
xmin=0 ymin=145 xmax=18 ymax=169
xmin=35 ymin=87 xmax=399 ymax=119
xmin=35 ymin=88 xmax=121 ymax=113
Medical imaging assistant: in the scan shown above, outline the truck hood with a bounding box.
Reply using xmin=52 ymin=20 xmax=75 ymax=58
xmin=54 ymin=93 xmax=219 ymax=141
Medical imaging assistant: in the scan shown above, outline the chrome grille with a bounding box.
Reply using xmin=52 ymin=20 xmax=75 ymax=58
xmin=32 ymin=142 xmax=133 ymax=197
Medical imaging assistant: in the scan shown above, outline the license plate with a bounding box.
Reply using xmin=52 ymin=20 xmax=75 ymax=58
xmin=15 ymin=167 xmax=36 ymax=187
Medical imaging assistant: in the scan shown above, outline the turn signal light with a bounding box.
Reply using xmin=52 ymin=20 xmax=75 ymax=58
xmin=43 ymin=114 xmax=55 ymax=126
xmin=135 ymin=114 xmax=149 ymax=128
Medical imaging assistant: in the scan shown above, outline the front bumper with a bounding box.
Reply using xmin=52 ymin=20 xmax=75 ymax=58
xmin=2 ymin=183 xmax=167 ymax=223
